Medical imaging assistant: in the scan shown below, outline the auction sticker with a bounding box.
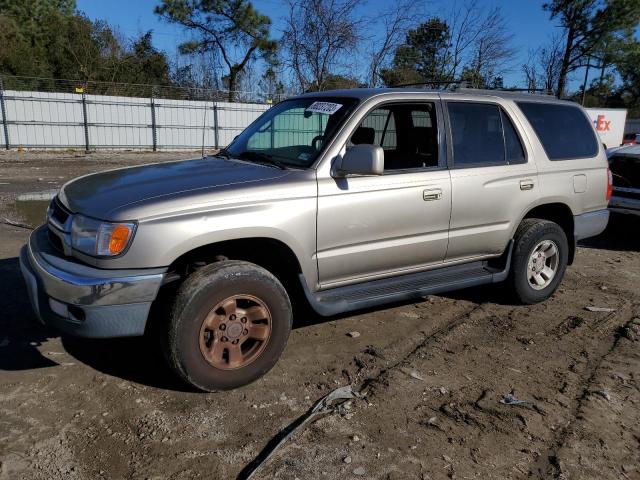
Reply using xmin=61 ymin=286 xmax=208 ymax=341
xmin=305 ymin=102 xmax=343 ymax=115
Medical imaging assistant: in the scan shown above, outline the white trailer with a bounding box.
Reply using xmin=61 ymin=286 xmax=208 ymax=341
xmin=585 ymin=107 xmax=627 ymax=148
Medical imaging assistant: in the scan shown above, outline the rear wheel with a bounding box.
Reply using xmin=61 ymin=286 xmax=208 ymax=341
xmin=508 ymin=219 xmax=568 ymax=304
xmin=164 ymin=260 xmax=292 ymax=391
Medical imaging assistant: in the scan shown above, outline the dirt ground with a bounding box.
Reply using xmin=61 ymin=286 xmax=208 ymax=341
xmin=1 ymin=151 xmax=639 ymax=480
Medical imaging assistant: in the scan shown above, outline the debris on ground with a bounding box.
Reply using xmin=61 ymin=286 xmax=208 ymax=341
xmin=400 ymin=367 xmax=425 ymax=381
xmin=593 ymin=390 xmax=611 ymax=401
xmin=499 ymin=393 xmax=527 ymax=406
xmin=236 ymin=385 xmax=361 ymax=480
xmin=585 ymin=306 xmax=616 ymax=313
xmin=347 ymin=331 xmax=361 ymax=338
xmin=1 ymin=217 xmax=32 ymax=229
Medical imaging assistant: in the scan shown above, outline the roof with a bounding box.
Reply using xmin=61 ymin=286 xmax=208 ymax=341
xmin=294 ymin=87 xmax=570 ymax=104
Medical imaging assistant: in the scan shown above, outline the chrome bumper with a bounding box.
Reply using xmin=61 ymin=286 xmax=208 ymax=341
xmin=19 ymin=226 xmax=167 ymax=338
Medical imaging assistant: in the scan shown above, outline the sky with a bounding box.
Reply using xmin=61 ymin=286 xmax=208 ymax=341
xmin=76 ymin=0 xmax=570 ymax=89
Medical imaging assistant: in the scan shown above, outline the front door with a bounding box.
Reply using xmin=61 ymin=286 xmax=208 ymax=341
xmin=316 ymin=100 xmax=452 ymax=288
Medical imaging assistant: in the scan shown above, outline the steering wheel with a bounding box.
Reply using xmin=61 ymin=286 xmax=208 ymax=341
xmin=312 ymin=135 xmax=325 ymax=151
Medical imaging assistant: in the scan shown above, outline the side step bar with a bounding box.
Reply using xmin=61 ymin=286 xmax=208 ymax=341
xmin=301 ymin=241 xmax=513 ymax=317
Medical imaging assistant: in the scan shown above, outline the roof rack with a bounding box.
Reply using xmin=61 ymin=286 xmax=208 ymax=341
xmin=392 ymin=80 xmax=463 ymax=89
xmin=391 ymin=80 xmax=552 ymax=95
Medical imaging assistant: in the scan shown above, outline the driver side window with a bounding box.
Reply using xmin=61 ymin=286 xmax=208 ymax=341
xmin=347 ymin=102 xmax=439 ymax=171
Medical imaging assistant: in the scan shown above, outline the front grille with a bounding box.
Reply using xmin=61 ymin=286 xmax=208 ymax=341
xmin=50 ymin=197 xmax=71 ymax=227
xmin=47 ymin=229 xmax=64 ymax=252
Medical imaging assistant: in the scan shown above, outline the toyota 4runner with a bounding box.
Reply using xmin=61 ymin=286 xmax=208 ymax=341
xmin=20 ymin=89 xmax=611 ymax=391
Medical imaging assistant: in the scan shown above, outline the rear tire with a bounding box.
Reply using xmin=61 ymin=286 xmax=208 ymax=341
xmin=508 ymin=219 xmax=568 ymax=304
xmin=164 ymin=260 xmax=292 ymax=391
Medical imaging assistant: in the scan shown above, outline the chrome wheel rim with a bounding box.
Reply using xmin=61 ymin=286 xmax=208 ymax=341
xmin=527 ymin=240 xmax=559 ymax=290
xmin=198 ymin=294 xmax=272 ymax=370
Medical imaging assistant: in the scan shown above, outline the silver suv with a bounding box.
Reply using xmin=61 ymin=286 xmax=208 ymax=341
xmin=20 ymin=88 xmax=611 ymax=391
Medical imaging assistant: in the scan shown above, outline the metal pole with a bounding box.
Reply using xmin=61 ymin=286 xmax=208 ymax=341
xmin=201 ymin=100 xmax=207 ymax=158
xmin=81 ymin=90 xmax=90 ymax=153
xmin=213 ymin=103 xmax=219 ymax=150
xmin=150 ymin=95 xmax=158 ymax=152
xmin=0 ymin=76 xmax=10 ymax=150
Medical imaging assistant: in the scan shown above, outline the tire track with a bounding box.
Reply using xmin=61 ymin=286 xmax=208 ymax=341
xmin=532 ymin=302 xmax=639 ymax=479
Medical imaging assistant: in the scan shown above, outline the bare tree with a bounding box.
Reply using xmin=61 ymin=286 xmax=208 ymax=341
xmin=443 ymin=0 xmax=485 ymax=79
xmin=440 ymin=1 xmax=515 ymax=84
xmin=522 ymin=49 xmax=539 ymax=91
xmin=522 ymin=34 xmax=564 ymax=94
xmin=365 ymin=0 xmax=419 ymax=87
xmin=538 ymin=34 xmax=564 ymax=93
xmin=468 ymin=7 xmax=516 ymax=83
xmin=282 ymin=0 xmax=363 ymax=92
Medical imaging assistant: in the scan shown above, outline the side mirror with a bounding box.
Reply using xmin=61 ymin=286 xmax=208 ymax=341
xmin=335 ymin=144 xmax=384 ymax=176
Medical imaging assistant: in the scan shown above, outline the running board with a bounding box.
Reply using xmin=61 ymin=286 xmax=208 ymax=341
xmin=301 ymin=241 xmax=513 ymax=317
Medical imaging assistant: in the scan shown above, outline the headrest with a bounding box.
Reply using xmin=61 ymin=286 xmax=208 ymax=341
xmin=352 ymin=126 xmax=375 ymax=145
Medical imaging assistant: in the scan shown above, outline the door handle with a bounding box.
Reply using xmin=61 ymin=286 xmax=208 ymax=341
xmin=423 ymin=188 xmax=442 ymax=201
xmin=520 ymin=180 xmax=535 ymax=191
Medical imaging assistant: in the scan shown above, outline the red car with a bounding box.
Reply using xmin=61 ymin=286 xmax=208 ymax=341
xmin=622 ymin=133 xmax=639 ymax=145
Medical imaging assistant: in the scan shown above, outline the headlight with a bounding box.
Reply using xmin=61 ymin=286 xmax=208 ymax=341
xmin=71 ymin=215 xmax=136 ymax=257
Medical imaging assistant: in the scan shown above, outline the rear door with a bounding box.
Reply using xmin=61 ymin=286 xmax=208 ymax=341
xmin=444 ymin=99 xmax=538 ymax=261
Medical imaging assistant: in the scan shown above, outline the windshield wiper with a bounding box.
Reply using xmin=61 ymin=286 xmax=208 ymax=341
xmin=237 ymin=151 xmax=288 ymax=170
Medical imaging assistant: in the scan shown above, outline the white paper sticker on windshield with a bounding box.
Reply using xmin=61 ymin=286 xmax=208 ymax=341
xmin=305 ymin=101 xmax=343 ymax=115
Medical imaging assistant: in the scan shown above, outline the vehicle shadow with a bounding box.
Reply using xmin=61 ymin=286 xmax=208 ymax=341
xmin=579 ymin=213 xmax=640 ymax=252
xmin=0 ymin=256 xmax=193 ymax=391
xmin=0 ymin=257 xmax=59 ymax=371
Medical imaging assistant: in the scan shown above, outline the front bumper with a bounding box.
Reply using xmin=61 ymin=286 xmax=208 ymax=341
xmin=19 ymin=226 xmax=167 ymax=338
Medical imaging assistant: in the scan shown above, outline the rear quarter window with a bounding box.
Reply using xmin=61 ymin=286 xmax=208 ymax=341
xmin=516 ymin=102 xmax=598 ymax=160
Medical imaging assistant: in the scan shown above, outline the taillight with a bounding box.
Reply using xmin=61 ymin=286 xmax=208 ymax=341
xmin=606 ymin=168 xmax=613 ymax=201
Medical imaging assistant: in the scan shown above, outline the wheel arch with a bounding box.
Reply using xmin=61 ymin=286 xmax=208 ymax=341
xmin=518 ymin=202 xmax=576 ymax=265
xmin=156 ymin=235 xmax=316 ymax=313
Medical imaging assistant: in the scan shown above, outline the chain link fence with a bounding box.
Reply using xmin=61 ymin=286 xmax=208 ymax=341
xmin=0 ymin=75 xmax=287 ymax=152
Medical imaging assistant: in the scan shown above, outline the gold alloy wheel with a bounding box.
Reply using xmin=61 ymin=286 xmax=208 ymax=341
xmin=198 ymin=294 xmax=272 ymax=370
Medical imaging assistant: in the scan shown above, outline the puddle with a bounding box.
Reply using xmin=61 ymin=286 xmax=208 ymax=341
xmin=13 ymin=190 xmax=56 ymax=228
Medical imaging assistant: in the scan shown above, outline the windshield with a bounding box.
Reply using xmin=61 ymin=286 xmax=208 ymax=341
xmin=224 ymin=97 xmax=359 ymax=168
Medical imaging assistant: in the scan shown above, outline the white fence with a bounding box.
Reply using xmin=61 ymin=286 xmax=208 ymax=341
xmin=0 ymin=89 xmax=271 ymax=151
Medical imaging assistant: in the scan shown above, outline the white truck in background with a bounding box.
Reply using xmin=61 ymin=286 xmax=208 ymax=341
xmin=585 ymin=107 xmax=627 ymax=148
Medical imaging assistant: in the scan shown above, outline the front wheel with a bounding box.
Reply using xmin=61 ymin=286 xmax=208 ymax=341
xmin=508 ymin=219 xmax=569 ymax=304
xmin=164 ymin=260 xmax=292 ymax=391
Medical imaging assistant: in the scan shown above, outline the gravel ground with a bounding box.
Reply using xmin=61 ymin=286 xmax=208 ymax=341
xmin=0 ymin=152 xmax=639 ymax=480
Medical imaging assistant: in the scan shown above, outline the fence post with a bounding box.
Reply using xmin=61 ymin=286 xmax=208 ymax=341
xmin=213 ymin=102 xmax=220 ymax=150
xmin=81 ymin=90 xmax=90 ymax=153
xmin=0 ymin=76 xmax=10 ymax=150
xmin=150 ymin=95 xmax=157 ymax=152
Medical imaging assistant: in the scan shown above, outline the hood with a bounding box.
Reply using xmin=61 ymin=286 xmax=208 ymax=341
xmin=59 ymin=157 xmax=291 ymax=220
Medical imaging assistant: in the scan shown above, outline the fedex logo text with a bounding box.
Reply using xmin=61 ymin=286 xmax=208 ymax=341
xmin=593 ymin=115 xmax=611 ymax=132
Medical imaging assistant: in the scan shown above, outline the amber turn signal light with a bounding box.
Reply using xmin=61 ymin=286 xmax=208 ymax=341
xmin=109 ymin=224 xmax=132 ymax=255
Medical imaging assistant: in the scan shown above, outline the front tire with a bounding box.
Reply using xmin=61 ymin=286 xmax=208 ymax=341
xmin=165 ymin=260 xmax=292 ymax=391
xmin=508 ymin=219 xmax=568 ymax=304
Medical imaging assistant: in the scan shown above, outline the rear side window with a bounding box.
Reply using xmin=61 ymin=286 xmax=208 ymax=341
xmin=448 ymin=102 xmax=527 ymax=167
xmin=517 ymin=102 xmax=598 ymax=160
xmin=501 ymin=109 xmax=526 ymax=164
